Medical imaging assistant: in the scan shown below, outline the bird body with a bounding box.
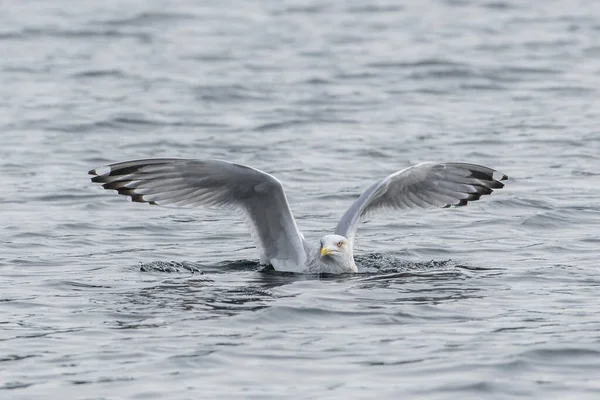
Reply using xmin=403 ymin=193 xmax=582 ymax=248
xmin=89 ymin=158 xmax=507 ymax=274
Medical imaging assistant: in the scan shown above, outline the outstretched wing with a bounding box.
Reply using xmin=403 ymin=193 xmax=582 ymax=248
xmin=89 ymin=158 xmax=307 ymax=271
xmin=334 ymin=162 xmax=508 ymax=246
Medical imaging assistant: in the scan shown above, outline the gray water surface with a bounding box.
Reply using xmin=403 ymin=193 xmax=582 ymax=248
xmin=2 ymin=0 xmax=600 ymax=398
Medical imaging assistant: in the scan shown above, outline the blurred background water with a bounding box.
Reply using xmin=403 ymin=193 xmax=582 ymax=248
xmin=1 ymin=0 xmax=600 ymax=398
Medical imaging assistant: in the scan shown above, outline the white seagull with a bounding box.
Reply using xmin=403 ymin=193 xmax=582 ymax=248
xmin=89 ymin=158 xmax=508 ymax=274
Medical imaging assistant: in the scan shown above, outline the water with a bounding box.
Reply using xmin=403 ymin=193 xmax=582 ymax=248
xmin=2 ymin=0 xmax=600 ymax=398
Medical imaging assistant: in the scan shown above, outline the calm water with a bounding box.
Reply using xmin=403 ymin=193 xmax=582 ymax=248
xmin=2 ymin=0 xmax=600 ymax=398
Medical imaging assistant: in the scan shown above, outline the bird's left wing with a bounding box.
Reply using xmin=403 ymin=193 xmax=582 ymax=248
xmin=89 ymin=158 xmax=307 ymax=271
xmin=334 ymin=162 xmax=508 ymax=246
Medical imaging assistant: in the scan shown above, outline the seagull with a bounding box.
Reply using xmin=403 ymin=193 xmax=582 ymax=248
xmin=88 ymin=158 xmax=508 ymax=274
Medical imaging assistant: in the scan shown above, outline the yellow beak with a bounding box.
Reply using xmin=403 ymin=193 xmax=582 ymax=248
xmin=320 ymin=247 xmax=332 ymax=257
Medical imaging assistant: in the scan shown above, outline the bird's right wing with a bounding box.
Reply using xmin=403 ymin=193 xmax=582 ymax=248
xmin=89 ymin=158 xmax=307 ymax=271
xmin=334 ymin=162 xmax=508 ymax=246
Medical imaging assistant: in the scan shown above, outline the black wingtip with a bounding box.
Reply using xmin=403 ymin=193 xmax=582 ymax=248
xmin=476 ymin=185 xmax=494 ymax=195
xmin=469 ymin=170 xmax=493 ymax=181
xmin=466 ymin=193 xmax=483 ymax=202
xmin=91 ymin=175 xmax=107 ymax=183
xmin=456 ymin=199 xmax=469 ymax=207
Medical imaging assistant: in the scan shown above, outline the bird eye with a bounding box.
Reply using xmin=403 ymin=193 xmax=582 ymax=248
xmin=337 ymin=241 xmax=344 ymax=247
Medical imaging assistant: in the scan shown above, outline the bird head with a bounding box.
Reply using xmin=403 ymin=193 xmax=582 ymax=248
xmin=319 ymin=234 xmax=353 ymax=263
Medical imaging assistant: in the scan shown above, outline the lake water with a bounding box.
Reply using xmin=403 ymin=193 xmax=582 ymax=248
xmin=2 ymin=0 xmax=600 ymax=398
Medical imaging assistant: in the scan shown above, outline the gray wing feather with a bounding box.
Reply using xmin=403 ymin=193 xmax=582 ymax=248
xmin=89 ymin=158 xmax=307 ymax=271
xmin=335 ymin=162 xmax=508 ymax=246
